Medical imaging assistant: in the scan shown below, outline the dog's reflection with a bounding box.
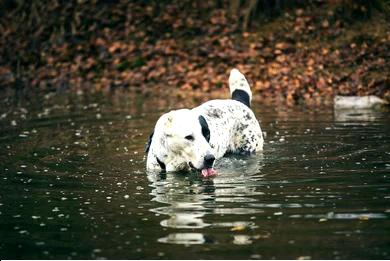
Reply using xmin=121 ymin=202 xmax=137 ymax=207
xmin=147 ymin=170 xmax=216 ymax=230
xmin=147 ymin=154 xmax=265 ymax=244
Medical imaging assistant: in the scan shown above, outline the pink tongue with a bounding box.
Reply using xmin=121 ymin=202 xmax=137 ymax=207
xmin=201 ymin=168 xmax=217 ymax=178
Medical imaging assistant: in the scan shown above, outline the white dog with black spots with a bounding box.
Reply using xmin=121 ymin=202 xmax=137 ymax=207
xmin=145 ymin=69 xmax=264 ymax=177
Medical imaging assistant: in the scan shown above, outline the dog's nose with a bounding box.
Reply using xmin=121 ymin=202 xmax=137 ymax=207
xmin=203 ymin=154 xmax=215 ymax=168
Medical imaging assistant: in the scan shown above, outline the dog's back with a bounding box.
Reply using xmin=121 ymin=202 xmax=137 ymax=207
xmin=192 ymin=69 xmax=263 ymax=157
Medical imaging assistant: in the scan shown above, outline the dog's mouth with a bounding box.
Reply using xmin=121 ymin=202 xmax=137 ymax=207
xmin=189 ymin=162 xmax=217 ymax=178
xmin=200 ymin=167 xmax=217 ymax=178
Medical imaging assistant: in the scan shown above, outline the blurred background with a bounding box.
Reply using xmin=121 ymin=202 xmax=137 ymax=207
xmin=0 ymin=0 xmax=389 ymax=105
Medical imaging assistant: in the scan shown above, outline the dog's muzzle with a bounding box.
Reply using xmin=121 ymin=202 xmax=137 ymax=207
xmin=188 ymin=154 xmax=217 ymax=178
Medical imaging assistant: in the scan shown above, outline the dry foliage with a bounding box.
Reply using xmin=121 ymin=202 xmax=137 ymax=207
xmin=0 ymin=0 xmax=389 ymax=105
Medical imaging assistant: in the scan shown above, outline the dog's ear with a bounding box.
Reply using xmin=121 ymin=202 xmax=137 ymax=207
xmin=198 ymin=115 xmax=210 ymax=142
xmin=145 ymin=129 xmax=154 ymax=154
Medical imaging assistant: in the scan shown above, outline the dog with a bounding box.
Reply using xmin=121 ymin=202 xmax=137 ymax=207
xmin=145 ymin=69 xmax=264 ymax=177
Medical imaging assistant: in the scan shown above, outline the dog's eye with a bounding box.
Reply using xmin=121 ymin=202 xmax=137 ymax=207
xmin=185 ymin=135 xmax=194 ymax=141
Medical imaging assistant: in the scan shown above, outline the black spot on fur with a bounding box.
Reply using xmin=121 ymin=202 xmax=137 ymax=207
xmin=156 ymin=157 xmax=166 ymax=170
xmin=145 ymin=129 xmax=154 ymax=154
xmin=232 ymin=89 xmax=250 ymax=107
xmin=199 ymin=115 xmax=210 ymax=142
xmin=244 ymin=112 xmax=251 ymax=120
xmin=207 ymin=108 xmax=223 ymax=118
xmin=238 ymin=123 xmax=249 ymax=132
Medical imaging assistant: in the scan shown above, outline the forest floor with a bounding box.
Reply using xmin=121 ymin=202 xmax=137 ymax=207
xmin=0 ymin=1 xmax=389 ymax=105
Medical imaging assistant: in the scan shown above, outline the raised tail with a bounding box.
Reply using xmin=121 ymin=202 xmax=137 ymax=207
xmin=229 ymin=68 xmax=252 ymax=107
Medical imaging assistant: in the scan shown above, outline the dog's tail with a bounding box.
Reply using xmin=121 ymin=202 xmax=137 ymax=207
xmin=229 ymin=68 xmax=252 ymax=107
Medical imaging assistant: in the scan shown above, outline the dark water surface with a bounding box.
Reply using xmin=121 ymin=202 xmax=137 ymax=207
xmin=0 ymin=92 xmax=389 ymax=259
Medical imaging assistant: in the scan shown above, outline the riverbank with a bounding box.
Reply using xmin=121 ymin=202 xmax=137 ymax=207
xmin=0 ymin=1 xmax=389 ymax=105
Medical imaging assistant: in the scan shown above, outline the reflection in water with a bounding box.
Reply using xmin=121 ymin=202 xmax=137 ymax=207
xmin=233 ymin=235 xmax=253 ymax=245
xmin=289 ymin=212 xmax=388 ymax=220
xmin=158 ymin=233 xmax=206 ymax=245
xmin=148 ymin=155 xmax=265 ymax=244
xmin=334 ymin=108 xmax=385 ymax=124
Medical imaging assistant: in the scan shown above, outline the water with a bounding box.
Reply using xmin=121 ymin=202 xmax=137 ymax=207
xmin=0 ymin=92 xmax=389 ymax=259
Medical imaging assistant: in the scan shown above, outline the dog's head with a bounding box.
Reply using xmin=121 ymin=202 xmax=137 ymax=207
xmin=147 ymin=109 xmax=216 ymax=175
